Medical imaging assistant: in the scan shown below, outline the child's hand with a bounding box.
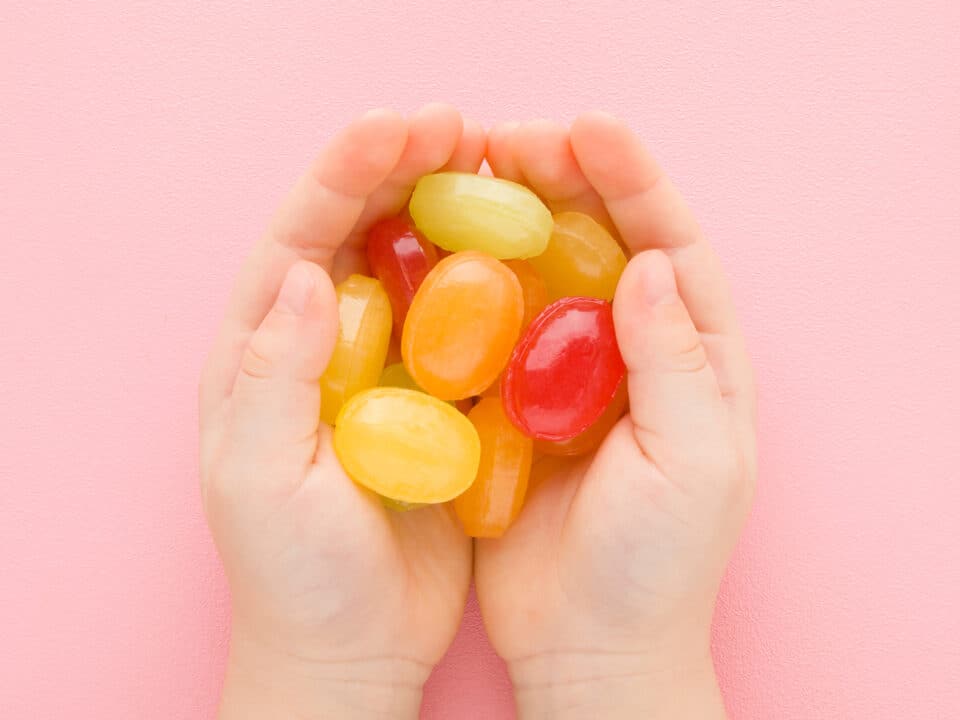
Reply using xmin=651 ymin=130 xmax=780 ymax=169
xmin=199 ymin=104 xmax=484 ymax=719
xmin=477 ymin=114 xmax=757 ymax=719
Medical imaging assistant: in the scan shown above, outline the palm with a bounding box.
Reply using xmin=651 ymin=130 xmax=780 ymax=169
xmin=210 ymin=433 xmax=469 ymax=661
xmin=477 ymin=419 xmax=734 ymax=663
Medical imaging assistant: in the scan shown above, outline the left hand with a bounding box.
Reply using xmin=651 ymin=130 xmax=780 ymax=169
xmin=475 ymin=114 xmax=757 ymax=719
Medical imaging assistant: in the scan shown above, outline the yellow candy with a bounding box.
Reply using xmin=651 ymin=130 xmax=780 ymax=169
xmin=319 ymin=275 xmax=392 ymax=425
xmin=376 ymin=365 xmax=429 ymax=510
xmin=334 ymin=387 xmax=481 ymax=504
xmin=528 ymin=211 xmax=628 ymax=302
xmin=408 ymin=172 xmax=553 ymax=259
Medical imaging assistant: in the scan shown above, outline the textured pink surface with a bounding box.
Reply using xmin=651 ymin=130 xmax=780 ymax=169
xmin=2 ymin=2 xmax=959 ymax=718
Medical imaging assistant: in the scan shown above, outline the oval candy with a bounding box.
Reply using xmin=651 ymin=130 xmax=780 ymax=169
xmin=529 ymin=211 xmax=627 ymax=302
xmin=402 ymin=251 xmax=523 ymax=401
xmin=334 ymin=387 xmax=480 ymax=504
xmin=379 ymin=362 xmax=426 ymax=393
xmin=408 ymin=172 xmax=553 ymax=259
xmin=366 ymin=216 xmax=439 ymax=334
xmin=454 ymin=397 xmax=532 ymax=538
xmin=380 ymin=497 xmax=425 ymax=512
xmin=534 ymin=378 xmax=628 ymax=456
xmin=319 ymin=274 xmax=393 ymax=425
xmin=502 ymin=297 xmax=626 ymax=441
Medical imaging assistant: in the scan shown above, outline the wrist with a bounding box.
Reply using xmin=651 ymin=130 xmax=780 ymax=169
xmin=508 ymin=646 xmax=725 ymax=720
xmin=219 ymin=624 xmax=429 ymax=720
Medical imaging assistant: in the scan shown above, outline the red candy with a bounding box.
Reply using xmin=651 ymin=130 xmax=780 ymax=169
xmin=366 ymin=216 xmax=439 ymax=333
xmin=502 ymin=297 xmax=625 ymax=441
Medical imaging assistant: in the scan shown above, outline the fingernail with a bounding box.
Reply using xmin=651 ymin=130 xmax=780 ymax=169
xmin=641 ymin=252 xmax=679 ymax=306
xmin=276 ymin=262 xmax=316 ymax=315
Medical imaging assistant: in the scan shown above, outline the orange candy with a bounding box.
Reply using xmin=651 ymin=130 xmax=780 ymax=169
xmin=480 ymin=375 xmax=501 ymax=399
xmin=454 ymin=397 xmax=533 ymax=538
xmin=402 ymin=251 xmax=523 ymax=401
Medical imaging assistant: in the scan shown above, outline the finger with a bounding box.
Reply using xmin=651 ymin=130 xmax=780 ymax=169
xmin=570 ymin=111 xmax=755 ymax=429
xmin=509 ymin=119 xmax=616 ymax=235
xmin=200 ymin=110 xmax=407 ymax=422
xmin=334 ymin=103 xmax=467 ymax=281
xmin=613 ymin=250 xmax=729 ymax=472
xmin=234 ymin=109 xmax=408 ymax=331
xmin=226 ymin=260 xmax=339 ymax=473
xmin=441 ymin=117 xmax=486 ymax=173
xmin=569 ymin=112 xmax=733 ymax=332
xmin=485 ymin=121 xmax=524 ymax=182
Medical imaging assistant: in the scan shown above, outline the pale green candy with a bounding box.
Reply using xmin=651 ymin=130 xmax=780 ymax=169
xmin=379 ymin=362 xmax=455 ymax=407
xmin=408 ymin=172 xmax=553 ymax=259
xmin=379 ymin=362 xmax=424 ymax=392
xmin=380 ymin=496 xmax=425 ymax=512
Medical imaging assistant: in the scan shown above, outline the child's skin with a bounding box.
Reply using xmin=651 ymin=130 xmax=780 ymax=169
xmin=199 ymin=104 xmax=756 ymax=719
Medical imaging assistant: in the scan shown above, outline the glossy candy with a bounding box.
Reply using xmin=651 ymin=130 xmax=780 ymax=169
xmin=379 ymin=362 xmax=425 ymax=392
xmin=535 ymin=379 xmax=628 ymax=456
xmin=334 ymin=387 xmax=481 ymax=503
xmin=379 ymin=361 xmax=471 ymax=413
xmin=502 ymin=297 xmax=626 ymax=441
xmin=319 ymin=275 xmax=392 ymax=425
xmin=380 ymin=497 xmax=424 ymax=512
xmin=408 ymin=172 xmax=553 ymax=259
xmin=529 ymin=211 xmax=627 ymax=302
xmin=402 ymin=251 xmax=523 ymax=401
xmin=480 ymin=374 xmax=502 ymax=399
xmin=454 ymin=398 xmax=532 ymax=538
xmin=366 ymin=216 xmax=438 ymax=333
xmin=374 ymin=360 xmax=429 ymax=511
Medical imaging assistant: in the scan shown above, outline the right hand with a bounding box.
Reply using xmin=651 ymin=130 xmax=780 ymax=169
xmin=200 ymin=104 xmax=486 ymax=719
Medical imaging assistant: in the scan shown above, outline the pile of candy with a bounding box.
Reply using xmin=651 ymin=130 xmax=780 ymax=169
xmin=325 ymin=172 xmax=629 ymax=537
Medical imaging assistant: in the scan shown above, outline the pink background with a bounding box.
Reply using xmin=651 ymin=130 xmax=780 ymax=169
xmin=2 ymin=2 xmax=959 ymax=718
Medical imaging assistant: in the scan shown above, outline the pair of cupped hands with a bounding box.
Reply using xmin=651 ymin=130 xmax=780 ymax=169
xmin=199 ymin=104 xmax=756 ymax=719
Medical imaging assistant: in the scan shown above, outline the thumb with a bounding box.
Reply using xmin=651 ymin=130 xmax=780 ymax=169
xmin=613 ymin=250 xmax=726 ymax=469
xmin=229 ymin=260 xmax=339 ymax=463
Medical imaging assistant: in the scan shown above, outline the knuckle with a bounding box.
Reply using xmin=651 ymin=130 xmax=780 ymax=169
xmin=238 ymin=337 xmax=276 ymax=382
xmin=646 ymin=302 xmax=709 ymax=375
xmin=659 ymin=329 xmax=709 ymax=375
xmin=670 ymin=338 xmax=709 ymax=375
xmin=311 ymin=148 xmax=376 ymax=200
